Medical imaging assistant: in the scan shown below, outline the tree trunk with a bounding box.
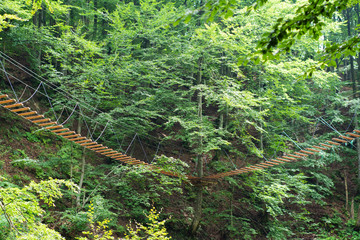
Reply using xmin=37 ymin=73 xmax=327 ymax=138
xmin=345 ymin=170 xmax=349 ymax=211
xmin=93 ymin=0 xmax=98 ymax=39
xmin=190 ymin=58 xmax=204 ymax=234
xmin=76 ymin=113 xmax=86 ymax=207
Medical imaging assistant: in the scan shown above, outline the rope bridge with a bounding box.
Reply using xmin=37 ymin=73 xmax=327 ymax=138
xmin=0 ymin=51 xmax=359 ymax=184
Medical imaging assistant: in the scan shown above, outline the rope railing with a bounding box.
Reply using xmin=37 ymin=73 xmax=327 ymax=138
xmin=204 ymin=130 xmax=360 ymax=180
xmin=0 ymin=92 xmax=196 ymax=180
xmin=0 ymin=53 xmax=359 ymax=184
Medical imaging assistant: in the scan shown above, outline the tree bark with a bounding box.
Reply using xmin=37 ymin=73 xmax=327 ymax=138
xmin=190 ymin=58 xmax=204 ymax=234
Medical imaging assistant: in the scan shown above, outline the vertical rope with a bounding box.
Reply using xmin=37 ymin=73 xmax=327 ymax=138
xmin=125 ymin=133 xmax=137 ymax=155
xmin=79 ymin=106 xmax=94 ymax=140
xmin=151 ymin=142 xmax=161 ymax=163
xmin=0 ymin=59 xmax=18 ymax=102
xmin=223 ymin=149 xmax=237 ymax=169
xmin=282 ymin=131 xmax=303 ymax=150
xmin=137 ymin=135 xmax=148 ymax=162
xmin=61 ymin=103 xmax=78 ymax=125
xmin=94 ymin=121 xmax=110 ymax=142
xmin=20 ymin=82 xmax=42 ymax=104
xmin=42 ymin=83 xmax=58 ymax=120
xmin=18 ymin=85 xmax=28 ymax=101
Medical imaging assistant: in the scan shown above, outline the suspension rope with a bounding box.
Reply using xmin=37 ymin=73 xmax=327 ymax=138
xmin=18 ymin=85 xmax=28 ymax=101
xmin=57 ymin=106 xmax=66 ymax=123
xmin=94 ymin=121 xmax=110 ymax=142
xmin=0 ymin=52 xmax=192 ymax=155
xmin=125 ymin=133 xmax=137 ymax=155
xmin=109 ymin=124 xmax=123 ymax=151
xmin=20 ymin=82 xmax=42 ymax=104
xmin=223 ymin=149 xmax=237 ymax=169
xmin=41 ymin=83 xmax=58 ymax=120
xmin=152 ymin=142 xmax=161 ymax=162
xmin=282 ymin=131 xmax=303 ymax=150
xmin=0 ymin=63 xmax=184 ymax=152
xmin=318 ymin=117 xmax=342 ymax=136
xmin=137 ymin=135 xmax=149 ymax=162
xmin=61 ymin=103 xmax=78 ymax=125
xmin=345 ymin=111 xmax=357 ymax=132
xmin=79 ymin=106 xmax=94 ymax=140
xmin=0 ymin=59 xmax=18 ymax=102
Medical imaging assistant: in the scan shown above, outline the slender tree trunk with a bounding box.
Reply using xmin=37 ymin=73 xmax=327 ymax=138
xmin=190 ymin=58 xmax=204 ymax=234
xmin=76 ymin=113 xmax=86 ymax=207
xmin=93 ymin=0 xmax=98 ymax=39
xmin=345 ymin=171 xmax=349 ymax=211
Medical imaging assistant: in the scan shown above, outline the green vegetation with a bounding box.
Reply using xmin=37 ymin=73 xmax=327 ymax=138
xmin=0 ymin=0 xmax=360 ymax=239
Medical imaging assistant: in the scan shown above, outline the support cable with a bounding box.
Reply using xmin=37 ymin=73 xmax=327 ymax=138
xmin=0 ymin=53 xmax=190 ymax=155
xmin=19 ymin=85 xmax=28 ymax=101
xmin=61 ymin=103 xmax=78 ymax=125
xmin=79 ymin=106 xmax=94 ymax=140
xmin=42 ymin=83 xmax=58 ymax=120
xmin=318 ymin=117 xmax=342 ymax=136
xmin=125 ymin=133 xmax=137 ymax=155
xmin=94 ymin=121 xmax=110 ymax=142
xmin=282 ymin=131 xmax=303 ymax=150
xmin=223 ymin=149 xmax=237 ymax=169
xmin=20 ymin=82 xmax=42 ymax=104
xmin=0 ymin=59 xmax=18 ymax=102
xmin=137 ymin=135 xmax=149 ymax=162
xmin=152 ymin=142 xmax=161 ymax=163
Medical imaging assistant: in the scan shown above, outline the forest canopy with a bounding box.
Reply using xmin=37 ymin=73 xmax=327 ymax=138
xmin=0 ymin=0 xmax=359 ymax=239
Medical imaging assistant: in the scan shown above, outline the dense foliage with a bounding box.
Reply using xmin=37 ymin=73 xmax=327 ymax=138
xmin=0 ymin=0 xmax=359 ymax=239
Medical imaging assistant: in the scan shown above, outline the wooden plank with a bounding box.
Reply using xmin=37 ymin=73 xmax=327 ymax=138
xmin=32 ymin=118 xmax=51 ymax=123
xmin=282 ymin=156 xmax=296 ymax=161
xmin=92 ymin=147 xmax=107 ymax=151
xmin=300 ymin=150 xmax=315 ymax=154
xmin=346 ymin=132 xmax=360 ymax=138
xmin=326 ymin=141 xmax=340 ymax=146
xmin=69 ymin=137 xmax=86 ymax=141
xmin=11 ymin=107 xmax=30 ymax=113
xmin=25 ymin=115 xmax=44 ymax=120
xmin=63 ymin=134 xmax=80 ymax=139
xmin=39 ymin=122 xmax=57 ymax=127
xmin=270 ymin=159 xmax=286 ymax=164
xmin=102 ymin=151 xmax=117 ymax=155
xmin=57 ymin=131 xmax=75 ymax=136
xmin=0 ymin=99 xmax=15 ymax=105
xmin=339 ymin=135 xmax=355 ymax=141
xmin=305 ymin=148 xmax=320 ymax=153
xmin=81 ymin=142 xmax=97 ymax=146
xmin=4 ymin=103 xmax=23 ymax=109
xmin=51 ymin=128 xmax=69 ymax=133
xmin=332 ymin=138 xmax=347 ymax=143
xmin=18 ymin=111 xmax=37 ymax=116
xmin=75 ymin=139 xmax=92 ymax=144
xmin=255 ymin=164 xmax=270 ymax=168
xmin=354 ymin=129 xmax=360 ymax=134
xmin=115 ymin=157 xmax=131 ymax=161
xmin=294 ymin=152 xmax=308 ymax=157
xmin=86 ymin=144 xmax=102 ymax=149
xmin=276 ymin=157 xmax=292 ymax=162
xmin=45 ymin=125 xmax=62 ymax=130
xmin=312 ymin=146 xmax=327 ymax=150
xmin=288 ymin=154 xmax=303 ymax=158
xmin=0 ymin=94 xmax=8 ymax=99
xmin=320 ymin=143 xmax=333 ymax=148
xmin=97 ymin=149 xmax=113 ymax=153
xmin=106 ymin=153 xmax=123 ymax=157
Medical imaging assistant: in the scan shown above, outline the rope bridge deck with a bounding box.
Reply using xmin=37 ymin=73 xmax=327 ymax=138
xmin=0 ymin=92 xmax=197 ymax=181
xmin=0 ymin=90 xmax=359 ymax=184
